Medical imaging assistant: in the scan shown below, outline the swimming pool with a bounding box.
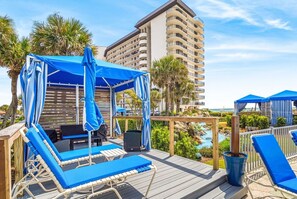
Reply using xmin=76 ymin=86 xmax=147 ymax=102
xmin=197 ymin=130 xmax=227 ymax=149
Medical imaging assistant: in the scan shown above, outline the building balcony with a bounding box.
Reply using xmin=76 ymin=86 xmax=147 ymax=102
xmin=195 ymin=74 xmax=205 ymax=80
xmin=195 ymin=67 xmax=205 ymax=73
xmin=195 ymin=101 xmax=205 ymax=106
xmin=195 ymin=81 xmax=205 ymax=87
xmin=196 ymin=88 xmax=205 ymax=93
xmin=139 ymin=66 xmax=148 ymax=71
xmin=139 ymin=46 xmax=147 ymax=52
xmin=196 ymin=95 xmax=205 ymax=100
xmin=139 ymin=60 xmax=147 ymax=65
xmin=139 ymin=39 xmax=147 ymax=45
xmin=139 ymin=32 xmax=147 ymax=39
xmin=139 ymin=53 xmax=147 ymax=59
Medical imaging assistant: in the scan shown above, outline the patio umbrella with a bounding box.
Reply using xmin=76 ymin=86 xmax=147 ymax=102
xmin=82 ymin=46 xmax=104 ymax=164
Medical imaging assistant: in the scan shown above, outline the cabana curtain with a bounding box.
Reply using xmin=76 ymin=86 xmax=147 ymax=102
xmin=271 ymin=100 xmax=293 ymax=126
xmin=134 ymin=75 xmax=151 ymax=150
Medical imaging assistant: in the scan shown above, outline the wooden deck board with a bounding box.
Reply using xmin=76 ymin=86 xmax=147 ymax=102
xmin=21 ymin=141 xmax=246 ymax=199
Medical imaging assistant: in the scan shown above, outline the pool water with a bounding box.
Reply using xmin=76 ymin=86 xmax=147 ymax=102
xmin=197 ymin=130 xmax=227 ymax=149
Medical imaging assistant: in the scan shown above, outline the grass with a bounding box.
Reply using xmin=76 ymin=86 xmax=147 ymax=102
xmin=203 ymin=158 xmax=226 ymax=169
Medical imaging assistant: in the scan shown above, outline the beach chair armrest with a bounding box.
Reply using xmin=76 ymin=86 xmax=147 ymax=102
xmin=54 ymin=140 xmax=70 ymax=152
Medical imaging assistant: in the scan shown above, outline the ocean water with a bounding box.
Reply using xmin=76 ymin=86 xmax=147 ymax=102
xmin=209 ymin=108 xmax=234 ymax=113
xmin=197 ymin=130 xmax=227 ymax=149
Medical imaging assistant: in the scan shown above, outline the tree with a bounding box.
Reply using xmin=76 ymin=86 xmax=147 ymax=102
xmin=150 ymin=89 xmax=161 ymax=115
xmin=0 ymin=16 xmax=31 ymax=128
xmin=31 ymin=13 xmax=97 ymax=56
xmin=174 ymin=79 xmax=196 ymax=113
xmin=124 ymin=90 xmax=142 ymax=115
xmin=151 ymin=55 xmax=188 ymax=115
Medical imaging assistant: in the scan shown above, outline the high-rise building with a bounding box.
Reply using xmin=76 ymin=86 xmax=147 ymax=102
xmin=104 ymin=0 xmax=205 ymax=110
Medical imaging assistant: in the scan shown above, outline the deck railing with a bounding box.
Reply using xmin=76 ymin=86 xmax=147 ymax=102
xmin=240 ymin=125 xmax=297 ymax=172
xmin=114 ymin=116 xmax=220 ymax=170
xmin=0 ymin=121 xmax=25 ymax=199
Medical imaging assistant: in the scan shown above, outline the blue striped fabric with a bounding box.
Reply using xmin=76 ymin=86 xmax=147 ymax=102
xmin=271 ymin=100 xmax=293 ymax=126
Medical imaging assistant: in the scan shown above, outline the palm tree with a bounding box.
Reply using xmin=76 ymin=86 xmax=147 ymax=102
xmin=31 ymin=13 xmax=97 ymax=56
xmin=174 ymin=79 xmax=196 ymax=113
xmin=150 ymin=89 xmax=161 ymax=115
xmin=0 ymin=16 xmax=31 ymax=128
xmin=151 ymin=55 xmax=188 ymax=115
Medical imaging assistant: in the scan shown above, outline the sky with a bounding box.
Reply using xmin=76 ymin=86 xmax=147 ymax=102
xmin=0 ymin=0 xmax=296 ymax=108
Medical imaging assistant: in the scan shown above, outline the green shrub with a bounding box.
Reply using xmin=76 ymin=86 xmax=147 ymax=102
xmin=226 ymin=115 xmax=232 ymax=127
xmin=258 ymin=116 xmax=269 ymax=129
xmin=246 ymin=115 xmax=255 ymax=127
xmin=219 ymin=138 xmax=230 ymax=154
xmin=199 ymin=147 xmax=213 ymax=158
xmin=174 ymin=131 xmax=199 ymax=160
xmin=293 ymin=116 xmax=297 ymax=125
xmin=276 ymin=117 xmax=286 ymax=127
xmin=118 ymin=119 xmax=140 ymax=132
xmin=239 ymin=115 xmax=248 ymax=128
xmin=151 ymin=126 xmax=170 ymax=152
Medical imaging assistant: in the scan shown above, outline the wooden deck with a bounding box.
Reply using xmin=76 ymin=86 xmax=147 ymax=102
xmin=20 ymin=140 xmax=247 ymax=199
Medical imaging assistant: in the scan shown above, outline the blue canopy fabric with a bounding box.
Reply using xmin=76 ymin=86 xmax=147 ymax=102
xmin=20 ymin=61 xmax=47 ymax=163
xmin=30 ymin=54 xmax=147 ymax=92
xmin=82 ymin=47 xmax=104 ymax=132
xmin=268 ymin=90 xmax=297 ymax=101
xmin=134 ymin=75 xmax=151 ymax=150
xmin=112 ymin=90 xmax=122 ymax=135
xmin=234 ymin=94 xmax=268 ymax=115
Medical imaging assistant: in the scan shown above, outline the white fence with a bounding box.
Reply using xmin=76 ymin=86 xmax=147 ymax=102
xmin=240 ymin=125 xmax=297 ymax=172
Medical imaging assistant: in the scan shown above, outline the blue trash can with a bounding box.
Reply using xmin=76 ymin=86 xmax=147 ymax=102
xmin=223 ymin=151 xmax=247 ymax=186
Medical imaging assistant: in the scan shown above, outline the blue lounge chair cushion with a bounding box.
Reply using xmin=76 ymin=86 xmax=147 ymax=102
xmin=35 ymin=124 xmax=62 ymax=160
xmin=26 ymin=128 xmax=152 ymax=189
xmin=36 ymin=123 xmax=121 ymax=161
xmin=59 ymin=144 xmax=121 ymax=161
xmin=252 ymin=134 xmax=296 ymax=184
xmin=291 ymin=130 xmax=297 ymax=145
xmin=26 ymin=128 xmax=68 ymax=188
xmin=62 ymin=134 xmax=88 ymax=139
xmin=64 ymin=155 xmax=152 ymax=188
xmin=277 ymin=178 xmax=297 ymax=194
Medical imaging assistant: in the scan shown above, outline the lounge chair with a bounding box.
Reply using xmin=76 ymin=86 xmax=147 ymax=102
xmin=18 ymin=128 xmax=156 ymax=199
xmin=32 ymin=124 xmax=126 ymax=166
xmin=248 ymin=133 xmax=297 ymax=198
xmin=289 ymin=129 xmax=297 ymax=145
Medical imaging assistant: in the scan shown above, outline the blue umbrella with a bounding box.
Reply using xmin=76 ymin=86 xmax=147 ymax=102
xmin=82 ymin=46 xmax=104 ymax=164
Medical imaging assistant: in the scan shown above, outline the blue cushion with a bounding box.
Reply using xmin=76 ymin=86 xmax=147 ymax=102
xmin=63 ymin=155 xmax=152 ymax=188
xmin=62 ymin=134 xmax=88 ymax=139
xmin=26 ymin=129 xmax=68 ymax=188
xmin=277 ymin=178 xmax=297 ymax=193
xmin=252 ymin=134 xmax=296 ymax=184
xmin=35 ymin=124 xmax=62 ymax=160
xmin=59 ymin=144 xmax=121 ymax=161
xmin=291 ymin=131 xmax=297 ymax=146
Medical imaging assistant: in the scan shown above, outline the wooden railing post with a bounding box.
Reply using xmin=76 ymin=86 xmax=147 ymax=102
xmin=125 ymin=119 xmax=128 ymax=132
xmin=0 ymin=139 xmax=11 ymax=199
xmin=169 ymin=120 xmax=174 ymax=156
xmin=14 ymin=135 xmax=24 ymax=185
xmin=212 ymin=118 xmax=219 ymax=170
xmin=231 ymin=115 xmax=240 ymax=156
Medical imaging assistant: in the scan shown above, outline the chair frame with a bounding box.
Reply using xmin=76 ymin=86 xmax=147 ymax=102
xmin=246 ymin=133 xmax=297 ymax=199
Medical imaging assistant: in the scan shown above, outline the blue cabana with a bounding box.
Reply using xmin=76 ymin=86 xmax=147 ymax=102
xmin=267 ymin=90 xmax=297 ymax=126
xmin=116 ymin=106 xmax=126 ymax=114
xmin=234 ymin=94 xmax=268 ymax=115
xmin=23 ymin=54 xmax=151 ymax=150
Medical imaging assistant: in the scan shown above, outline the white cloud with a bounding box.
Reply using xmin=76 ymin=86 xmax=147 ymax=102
xmin=265 ymin=19 xmax=292 ymax=30
xmin=191 ymin=0 xmax=259 ymax=25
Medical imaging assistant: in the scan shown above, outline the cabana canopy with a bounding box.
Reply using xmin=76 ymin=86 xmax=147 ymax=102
xmin=267 ymin=90 xmax=297 ymax=101
xmin=234 ymin=94 xmax=268 ymax=114
xmin=30 ymin=54 xmax=146 ymax=92
xmin=24 ymin=54 xmax=151 ymax=150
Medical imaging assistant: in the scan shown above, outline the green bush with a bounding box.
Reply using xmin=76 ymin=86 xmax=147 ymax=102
xmin=276 ymin=117 xmax=286 ymax=127
xmin=258 ymin=116 xmax=269 ymax=129
xmin=239 ymin=115 xmax=248 ymax=128
xmin=226 ymin=115 xmax=232 ymax=127
xmin=246 ymin=115 xmax=255 ymax=127
xmin=293 ymin=116 xmax=297 ymax=125
xmin=151 ymin=126 xmax=170 ymax=152
xmin=199 ymin=147 xmax=213 ymax=158
xmin=174 ymin=131 xmax=199 ymax=160
xmin=118 ymin=119 xmax=139 ymax=132
xmin=219 ymin=138 xmax=230 ymax=154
